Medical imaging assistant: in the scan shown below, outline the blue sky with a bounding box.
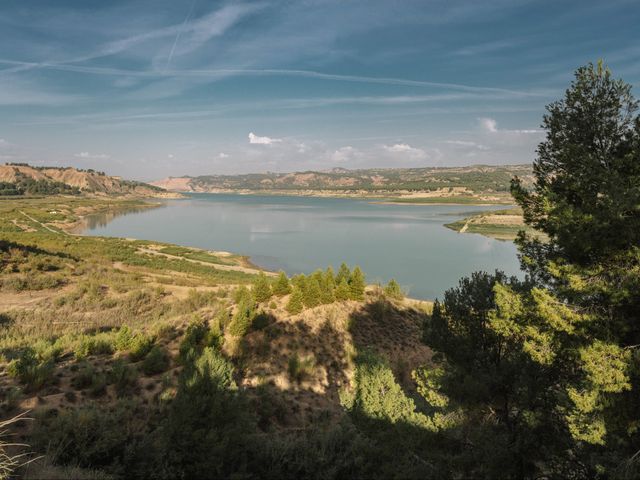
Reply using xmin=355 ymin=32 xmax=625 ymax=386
xmin=0 ymin=0 xmax=638 ymax=180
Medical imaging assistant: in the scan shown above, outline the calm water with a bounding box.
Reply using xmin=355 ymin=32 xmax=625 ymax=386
xmin=82 ymin=194 xmax=522 ymax=300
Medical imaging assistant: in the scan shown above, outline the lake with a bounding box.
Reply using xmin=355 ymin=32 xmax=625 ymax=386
xmin=81 ymin=193 xmax=522 ymax=300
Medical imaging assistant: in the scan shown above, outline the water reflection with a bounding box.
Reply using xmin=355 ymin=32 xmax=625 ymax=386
xmin=80 ymin=194 xmax=521 ymax=300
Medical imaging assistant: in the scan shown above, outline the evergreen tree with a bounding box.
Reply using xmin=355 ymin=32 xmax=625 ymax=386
xmin=348 ymin=266 xmax=366 ymax=301
xmin=303 ymin=276 xmax=322 ymax=308
xmin=423 ymin=63 xmax=640 ymax=477
xmin=336 ymin=262 xmax=351 ymax=284
xmin=252 ymin=272 xmax=272 ymax=303
xmin=272 ymin=271 xmax=291 ymax=296
xmin=286 ymin=287 xmax=304 ymax=315
xmin=335 ymin=278 xmax=350 ymax=301
xmin=383 ymin=279 xmax=403 ymax=300
xmin=321 ymin=267 xmax=336 ymax=304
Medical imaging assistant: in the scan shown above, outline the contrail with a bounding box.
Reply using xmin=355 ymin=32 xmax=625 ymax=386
xmin=165 ymin=0 xmax=198 ymax=70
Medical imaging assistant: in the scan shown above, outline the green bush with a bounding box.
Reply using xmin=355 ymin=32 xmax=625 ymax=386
xmin=31 ymin=400 xmax=149 ymax=471
xmin=6 ymin=349 xmax=54 ymax=392
xmin=110 ymin=359 xmax=139 ymax=397
xmin=383 ymin=279 xmax=403 ymax=300
xmin=142 ymin=346 xmax=170 ymax=376
xmin=74 ymin=334 xmax=114 ymax=359
xmin=72 ymin=361 xmax=98 ymax=390
xmin=128 ymin=334 xmax=155 ymax=362
xmin=178 ymin=319 xmax=209 ymax=364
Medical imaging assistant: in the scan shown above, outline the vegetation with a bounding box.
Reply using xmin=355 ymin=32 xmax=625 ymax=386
xmin=2 ymin=62 xmax=639 ymax=480
xmin=174 ymin=164 xmax=533 ymax=204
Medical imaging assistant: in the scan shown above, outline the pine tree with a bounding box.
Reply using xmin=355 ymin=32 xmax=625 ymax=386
xmin=383 ymin=279 xmax=403 ymax=300
xmin=348 ymin=266 xmax=365 ymax=301
xmin=272 ymin=271 xmax=291 ymax=296
xmin=336 ymin=262 xmax=351 ymax=284
xmin=335 ymin=277 xmax=350 ymax=301
xmin=303 ymin=276 xmax=322 ymax=308
xmin=252 ymin=272 xmax=272 ymax=303
xmin=321 ymin=267 xmax=336 ymax=304
xmin=422 ymin=63 xmax=640 ymax=477
xmin=286 ymin=287 xmax=304 ymax=315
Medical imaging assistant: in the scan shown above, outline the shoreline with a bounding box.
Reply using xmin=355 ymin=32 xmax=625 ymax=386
xmin=174 ymin=189 xmax=513 ymax=206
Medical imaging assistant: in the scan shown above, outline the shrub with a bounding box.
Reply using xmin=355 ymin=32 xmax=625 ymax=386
xmin=72 ymin=361 xmax=98 ymax=390
xmin=74 ymin=334 xmax=114 ymax=360
xmin=128 ymin=334 xmax=155 ymax=362
xmin=383 ymin=279 xmax=403 ymax=300
xmin=179 ymin=319 xmax=209 ymax=364
xmin=31 ymin=400 xmax=148 ymax=471
xmin=110 ymin=359 xmax=139 ymax=397
xmin=142 ymin=346 xmax=170 ymax=376
xmin=6 ymin=349 xmax=54 ymax=392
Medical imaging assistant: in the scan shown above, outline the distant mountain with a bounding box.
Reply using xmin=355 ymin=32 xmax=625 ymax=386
xmin=152 ymin=164 xmax=533 ymax=202
xmin=0 ymin=163 xmax=177 ymax=197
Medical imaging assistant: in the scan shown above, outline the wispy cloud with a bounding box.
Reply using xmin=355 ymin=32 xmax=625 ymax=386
xmin=74 ymin=151 xmax=110 ymax=159
xmin=478 ymin=117 xmax=540 ymax=134
xmin=0 ymin=60 xmax=550 ymax=98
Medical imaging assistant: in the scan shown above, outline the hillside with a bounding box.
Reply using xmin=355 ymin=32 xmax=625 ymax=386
xmin=0 ymin=196 xmax=434 ymax=478
xmin=152 ymin=164 xmax=533 ymax=203
xmin=0 ymin=163 xmax=178 ymax=198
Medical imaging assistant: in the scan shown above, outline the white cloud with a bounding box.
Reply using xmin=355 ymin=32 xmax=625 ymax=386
xmin=218 ymin=152 xmax=229 ymax=158
xmin=248 ymin=132 xmax=282 ymax=145
xmin=479 ymin=117 xmax=498 ymax=133
xmin=74 ymin=151 xmax=110 ymax=159
xmin=168 ymin=154 xmax=174 ymax=159
xmin=331 ymin=146 xmax=362 ymax=163
xmin=478 ymin=117 xmax=540 ymax=134
xmin=0 ymin=139 xmax=8 ymax=147
xmin=383 ymin=143 xmax=428 ymax=160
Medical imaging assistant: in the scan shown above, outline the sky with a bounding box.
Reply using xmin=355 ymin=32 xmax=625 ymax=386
xmin=0 ymin=0 xmax=639 ymax=180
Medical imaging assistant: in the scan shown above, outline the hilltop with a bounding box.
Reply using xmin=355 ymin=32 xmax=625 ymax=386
xmin=152 ymin=164 xmax=533 ymax=204
xmin=0 ymin=163 xmax=178 ymax=198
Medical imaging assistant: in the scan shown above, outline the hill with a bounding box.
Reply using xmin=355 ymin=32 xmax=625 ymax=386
xmin=0 ymin=196 xmax=434 ymax=478
xmin=0 ymin=163 xmax=178 ymax=198
xmin=152 ymin=164 xmax=533 ymax=204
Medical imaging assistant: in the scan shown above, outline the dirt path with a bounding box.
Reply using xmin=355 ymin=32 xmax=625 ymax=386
xmin=136 ymin=247 xmax=275 ymax=276
xmin=19 ymin=211 xmax=63 ymax=234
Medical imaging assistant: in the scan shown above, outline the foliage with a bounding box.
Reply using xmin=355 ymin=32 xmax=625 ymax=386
xmin=272 ymin=271 xmax=292 ymax=296
xmin=252 ymin=272 xmax=272 ymax=303
xmin=383 ymin=279 xmax=403 ymax=300
xmin=335 ymin=277 xmax=350 ymax=301
xmin=110 ymin=359 xmax=139 ymax=397
xmin=141 ymin=345 xmax=170 ymax=376
xmin=6 ymin=348 xmax=54 ymax=392
xmin=348 ymin=266 xmax=366 ymax=301
xmin=286 ymin=287 xmax=304 ymax=314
